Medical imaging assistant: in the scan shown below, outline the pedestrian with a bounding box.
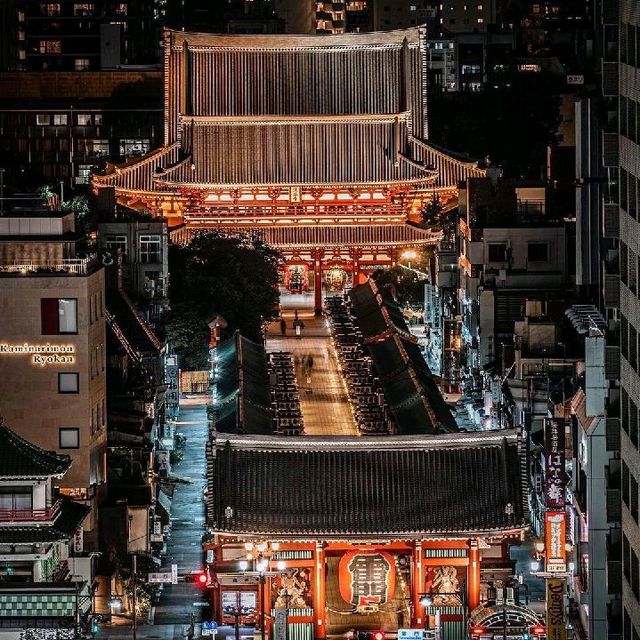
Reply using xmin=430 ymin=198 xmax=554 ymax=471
xmin=280 ymin=318 xmax=287 ymax=336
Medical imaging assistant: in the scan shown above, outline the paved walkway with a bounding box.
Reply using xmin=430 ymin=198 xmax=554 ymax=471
xmin=267 ymin=314 xmax=358 ymax=436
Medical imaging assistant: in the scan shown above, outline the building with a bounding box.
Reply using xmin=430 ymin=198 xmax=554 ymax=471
xmin=619 ymin=1 xmax=640 ymax=638
xmin=440 ymin=0 xmax=496 ymax=33
xmin=0 ymin=70 xmax=163 ymax=190
xmin=93 ymin=28 xmax=486 ymax=313
xmin=6 ymin=0 xmax=162 ymax=71
xmin=0 ymin=419 xmax=93 ymax=637
xmin=0 ymin=206 xmax=107 ymax=545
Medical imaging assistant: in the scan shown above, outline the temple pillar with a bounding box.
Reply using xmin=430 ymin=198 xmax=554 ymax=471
xmin=350 ymin=248 xmax=362 ymax=287
xmin=412 ymin=541 xmax=424 ymax=626
xmin=314 ymin=256 xmax=323 ymax=316
xmin=468 ymin=539 xmax=480 ymax=611
xmin=313 ymin=543 xmax=327 ymax=639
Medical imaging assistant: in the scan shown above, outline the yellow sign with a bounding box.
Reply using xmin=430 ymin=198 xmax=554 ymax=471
xmin=0 ymin=343 xmax=75 ymax=366
xmin=546 ymin=578 xmax=567 ymax=640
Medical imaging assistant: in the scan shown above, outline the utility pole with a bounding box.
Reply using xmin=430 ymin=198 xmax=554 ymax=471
xmin=132 ymin=553 xmax=137 ymax=640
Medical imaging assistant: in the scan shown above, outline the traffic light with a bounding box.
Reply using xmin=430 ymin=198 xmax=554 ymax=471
xmin=186 ymin=571 xmax=208 ymax=585
xmin=470 ymin=627 xmax=486 ymax=638
xmin=356 ymin=631 xmax=385 ymax=640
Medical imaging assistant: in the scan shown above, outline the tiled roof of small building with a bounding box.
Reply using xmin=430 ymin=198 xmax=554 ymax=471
xmin=0 ymin=500 xmax=90 ymax=544
xmin=0 ymin=420 xmax=71 ymax=478
xmin=208 ymin=432 xmax=527 ymax=537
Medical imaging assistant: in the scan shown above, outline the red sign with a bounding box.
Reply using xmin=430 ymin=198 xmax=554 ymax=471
xmin=545 ymin=511 xmax=567 ymax=573
xmin=544 ymin=418 xmax=565 ymax=509
xmin=338 ymin=551 xmax=395 ymax=608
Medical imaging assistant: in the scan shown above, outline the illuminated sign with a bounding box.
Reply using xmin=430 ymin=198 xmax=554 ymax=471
xmin=545 ymin=511 xmax=567 ymax=573
xmin=338 ymin=551 xmax=395 ymax=608
xmin=545 ymin=418 xmax=566 ymax=509
xmin=0 ymin=343 xmax=75 ymax=366
xmin=546 ymin=578 xmax=567 ymax=640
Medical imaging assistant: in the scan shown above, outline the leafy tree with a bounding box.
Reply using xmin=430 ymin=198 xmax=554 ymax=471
xmin=166 ymin=231 xmax=281 ymax=369
xmin=420 ymin=193 xmax=444 ymax=226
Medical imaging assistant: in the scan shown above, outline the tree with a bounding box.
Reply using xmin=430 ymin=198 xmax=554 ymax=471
xmin=420 ymin=193 xmax=444 ymax=226
xmin=165 ymin=231 xmax=281 ymax=369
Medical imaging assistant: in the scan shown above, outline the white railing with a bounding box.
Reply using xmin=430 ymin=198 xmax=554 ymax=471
xmin=0 ymin=256 xmax=95 ymax=275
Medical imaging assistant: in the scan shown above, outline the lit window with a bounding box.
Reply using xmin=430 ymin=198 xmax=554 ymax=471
xmin=17 ymin=11 xmax=25 ymax=21
xmin=59 ymin=428 xmax=79 ymax=449
xmin=53 ymin=114 xmax=67 ymax=125
xmin=477 ymin=17 xmax=484 ymax=23
xmin=119 ymin=138 xmax=150 ymax=157
xmin=75 ymin=58 xmax=90 ymax=70
xmin=77 ymin=113 xmax=91 ymax=126
xmin=75 ymin=164 xmax=92 ymax=185
xmin=73 ymin=3 xmax=94 ymax=15
xmin=115 ymin=2 xmax=127 ymax=14
xmin=59 ymin=373 xmax=80 ymax=394
xmin=36 ymin=114 xmax=51 ymax=125
xmin=41 ymin=3 xmax=61 ymax=15
xmin=139 ymin=235 xmax=162 ymax=264
xmin=105 ymin=234 xmax=127 ymax=255
xmin=38 ymin=40 xmax=62 ymax=54
xmin=410 ymin=4 xmax=417 ymax=9
xmin=94 ymin=114 xmax=103 ymax=125
xmin=79 ymin=139 xmax=109 ymax=157
xmin=477 ymin=3 xmax=483 ymax=8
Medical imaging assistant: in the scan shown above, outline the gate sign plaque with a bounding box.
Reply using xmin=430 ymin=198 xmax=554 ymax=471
xmin=544 ymin=418 xmax=566 ymax=509
xmin=338 ymin=551 xmax=396 ymax=608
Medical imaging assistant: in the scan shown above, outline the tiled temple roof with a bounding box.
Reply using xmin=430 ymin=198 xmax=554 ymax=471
xmin=207 ymin=431 xmax=527 ymax=537
xmin=349 ymin=281 xmax=458 ymax=434
xmin=0 ymin=420 xmax=71 ymax=478
xmin=213 ymin=332 xmax=272 ymax=435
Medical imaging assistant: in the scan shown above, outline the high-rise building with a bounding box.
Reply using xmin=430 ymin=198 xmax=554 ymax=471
xmin=619 ymin=1 xmax=640 ymax=638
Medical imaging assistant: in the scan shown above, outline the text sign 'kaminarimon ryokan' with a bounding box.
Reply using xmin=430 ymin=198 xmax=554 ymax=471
xmin=92 ymin=27 xmax=485 ymax=311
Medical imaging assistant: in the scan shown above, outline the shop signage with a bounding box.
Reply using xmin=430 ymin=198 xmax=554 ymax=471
xmin=544 ymin=418 xmax=566 ymax=509
xmin=0 ymin=343 xmax=75 ymax=366
xmin=171 ymin=563 xmax=178 ymax=585
xmin=338 ymin=551 xmax=395 ymax=608
xmin=398 ymin=630 xmax=425 ymax=640
xmin=545 ymin=511 xmax=567 ymax=573
xmin=148 ymin=571 xmax=173 ymax=584
xmin=546 ymin=578 xmax=567 ymax=640
xmin=73 ymin=527 xmax=84 ymax=554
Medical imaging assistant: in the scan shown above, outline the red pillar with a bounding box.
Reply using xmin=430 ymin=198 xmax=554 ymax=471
xmin=314 ymin=257 xmax=322 ymax=316
xmin=313 ymin=543 xmax=327 ymax=639
xmin=412 ymin=541 xmax=424 ymax=626
xmin=468 ymin=539 xmax=480 ymax=611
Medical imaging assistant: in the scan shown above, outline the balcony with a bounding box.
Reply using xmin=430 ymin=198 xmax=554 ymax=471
xmin=0 ymin=256 xmax=97 ymax=276
xmin=0 ymin=500 xmax=61 ymax=525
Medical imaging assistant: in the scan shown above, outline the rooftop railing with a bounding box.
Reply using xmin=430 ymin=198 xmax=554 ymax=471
xmin=0 ymin=256 xmax=96 ymax=275
xmin=0 ymin=500 xmax=61 ymax=524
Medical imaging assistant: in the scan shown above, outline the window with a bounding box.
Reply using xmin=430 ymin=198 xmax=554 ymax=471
xmin=0 ymin=487 xmax=32 ymax=512
xmin=41 ymin=2 xmax=60 ymax=15
xmin=39 ymin=40 xmax=62 ymax=54
xmin=59 ymin=428 xmax=79 ymax=449
xmin=58 ymin=372 xmax=79 ymax=394
xmin=633 ymin=474 xmax=639 ymax=523
xmin=94 ymin=114 xmax=103 ymax=125
xmin=78 ymin=139 xmax=109 ymax=157
xmin=75 ymin=164 xmax=92 ymax=185
xmin=53 ymin=113 xmax=67 ymax=125
xmin=139 ymin=234 xmax=161 ymax=264
xmin=631 ymin=325 xmax=638 ymax=372
xmin=73 ymin=2 xmax=94 ymax=14
xmin=77 ymin=114 xmax=92 ymax=126
xmin=36 ymin=114 xmax=50 ymax=126
xmin=461 ymin=64 xmax=481 ymax=74
xmin=41 ymin=298 xmax=78 ymax=334
xmin=75 ymin=58 xmax=90 ymax=71
xmin=624 ymin=461 xmax=630 ymax=507
xmin=119 ymin=138 xmax=150 ymax=157
xmin=105 ymin=234 xmax=127 ymax=256
xmin=527 ymin=242 xmax=548 ymax=262
xmin=115 ymin=2 xmax=127 ymax=13
xmin=487 ymin=243 xmax=507 ymax=262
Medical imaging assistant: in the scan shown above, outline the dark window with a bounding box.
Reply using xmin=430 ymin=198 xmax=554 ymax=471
xmin=58 ymin=372 xmax=79 ymax=394
xmin=623 ymin=388 xmax=629 ymax=434
xmin=527 ymin=242 xmax=548 ymax=262
xmin=631 ymin=399 xmax=639 ymax=448
xmin=621 ymin=168 xmax=629 ymax=213
xmin=624 ymin=461 xmax=630 ymax=506
xmin=621 ymin=243 xmax=629 ymax=286
xmin=624 ymin=534 xmax=631 ymax=582
xmin=622 ymin=315 xmax=629 ymax=360
xmin=59 ymin=428 xmax=79 ymax=449
xmin=487 ymin=243 xmax=507 ymax=262
xmin=0 ymin=487 xmax=33 ymax=512
xmin=622 ymin=96 xmax=628 ymax=138
xmin=631 ymin=172 xmax=638 ymax=220
xmin=632 ymin=549 xmax=639 ymax=599
xmin=630 ymin=101 xmax=637 ymax=144
xmin=139 ymin=234 xmax=161 ymax=264
xmin=633 ymin=474 xmax=639 ymax=523
xmin=631 ymin=325 xmax=638 ymax=371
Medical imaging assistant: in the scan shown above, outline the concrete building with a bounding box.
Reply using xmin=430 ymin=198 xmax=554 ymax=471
xmin=440 ymin=0 xmax=496 ymax=33
xmin=619 ymin=1 xmax=640 ymax=637
xmin=0 ymin=207 xmax=107 ymax=546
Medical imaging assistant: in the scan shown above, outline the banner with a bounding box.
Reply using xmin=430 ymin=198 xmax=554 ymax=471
xmin=545 ymin=418 xmax=566 ymax=509
xmin=545 ymin=511 xmax=567 ymax=573
xmin=338 ymin=551 xmax=395 ymax=608
xmin=546 ymin=578 xmax=567 ymax=640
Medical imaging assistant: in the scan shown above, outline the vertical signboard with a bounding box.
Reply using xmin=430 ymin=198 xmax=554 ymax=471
xmin=546 ymin=578 xmax=567 ymax=640
xmin=545 ymin=511 xmax=567 ymax=573
xmin=545 ymin=418 xmax=566 ymax=509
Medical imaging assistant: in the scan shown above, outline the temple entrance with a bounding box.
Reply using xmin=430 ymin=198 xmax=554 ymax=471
xmin=325 ymin=552 xmax=411 ymax=636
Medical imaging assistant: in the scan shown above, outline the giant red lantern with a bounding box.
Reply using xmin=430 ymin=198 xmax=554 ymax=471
xmin=338 ymin=551 xmax=396 ymax=608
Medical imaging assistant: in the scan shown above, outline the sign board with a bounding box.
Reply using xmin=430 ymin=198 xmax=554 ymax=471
xmin=73 ymin=527 xmax=84 ymax=554
xmin=546 ymin=578 xmax=567 ymax=640
xmin=398 ymin=629 xmax=424 ymax=640
xmin=203 ymin=622 xmax=218 ymax=630
xmin=171 ymin=564 xmax=178 ymax=585
xmin=274 ymin=608 xmax=287 ymax=640
xmin=545 ymin=511 xmax=567 ymax=573
xmin=567 ymin=75 xmax=584 ymax=85
xmin=148 ymin=572 xmax=172 ymax=584
xmin=544 ymin=418 xmax=566 ymax=509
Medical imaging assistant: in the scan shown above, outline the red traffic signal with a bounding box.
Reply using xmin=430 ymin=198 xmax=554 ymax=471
xmin=470 ymin=627 xmax=486 ymax=637
xmin=530 ymin=625 xmax=546 ymax=637
xmin=197 ymin=572 xmax=208 ymax=585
